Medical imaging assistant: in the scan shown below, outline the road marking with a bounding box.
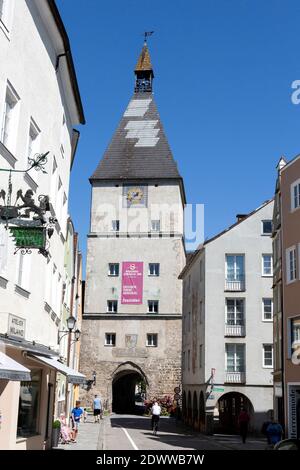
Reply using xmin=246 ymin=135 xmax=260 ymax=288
xmin=121 ymin=427 xmax=139 ymax=450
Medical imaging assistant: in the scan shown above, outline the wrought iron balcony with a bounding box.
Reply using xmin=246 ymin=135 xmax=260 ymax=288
xmin=225 ymin=324 xmax=246 ymax=337
xmin=225 ymin=276 xmax=245 ymax=291
xmin=225 ymin=371 xmax=246 ymax=383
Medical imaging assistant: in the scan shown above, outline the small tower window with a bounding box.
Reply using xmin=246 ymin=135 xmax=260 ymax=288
xmin=148 ymin=300 xmax=159 ymax=314
xmin=112 ymin=220 xmax=120 ymax=232
xmin=107 ymin=300 xmax=118 ymax=313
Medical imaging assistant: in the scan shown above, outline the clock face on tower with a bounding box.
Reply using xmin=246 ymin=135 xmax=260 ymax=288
xmin=123 ymin=184 xmax=148 ymax=207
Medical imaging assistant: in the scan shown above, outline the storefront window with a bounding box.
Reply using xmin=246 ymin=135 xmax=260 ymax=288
xmin=17 ymin=369 xmax=41 ymax=437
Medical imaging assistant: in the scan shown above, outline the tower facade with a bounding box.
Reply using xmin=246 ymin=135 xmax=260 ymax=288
xmin=80 ymin=43 xmax=186 ymax=412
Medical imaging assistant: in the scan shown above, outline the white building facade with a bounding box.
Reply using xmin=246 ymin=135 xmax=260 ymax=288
xmin=0 ymin=0 xmax=84 ymax=450
xmin=180 ymin=200 xmax=274 ymax=434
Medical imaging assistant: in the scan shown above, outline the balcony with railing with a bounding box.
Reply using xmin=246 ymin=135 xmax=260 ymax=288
xmin=225 ymin=275 xmax=245 ymax=291
xmin=225 ymin=323 xmax=246 ymax=337
xmin=225 ymin=371 xmax=246 ymax=383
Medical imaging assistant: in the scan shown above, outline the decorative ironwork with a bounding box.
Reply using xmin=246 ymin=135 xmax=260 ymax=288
xmin=14 ymin=248 xmax=33 ymax=255
xmin=0 ymin=151 xmax=55 ymax=257
xmin=27 ymin=152 xmax=49 ymax=173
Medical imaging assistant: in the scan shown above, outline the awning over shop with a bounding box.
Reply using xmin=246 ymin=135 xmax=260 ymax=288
xmin=0 ymin=351 xmax=31 ymax=381
xmin=28 ymin=354 xmax=86 ymax=384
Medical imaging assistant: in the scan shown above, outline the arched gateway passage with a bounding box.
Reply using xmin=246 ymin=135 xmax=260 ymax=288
xmin=112 ymin=362 xmax=148 ymax=414
xmin=216 ymin=392 xmax=254 ymax=434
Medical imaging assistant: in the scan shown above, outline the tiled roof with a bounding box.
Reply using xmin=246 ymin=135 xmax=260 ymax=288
xmin=91 ymin=92 xmax=182 ymax=181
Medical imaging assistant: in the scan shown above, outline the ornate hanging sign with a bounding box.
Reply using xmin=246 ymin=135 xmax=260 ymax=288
xmin=0 ymin=152 xmax=56 ymax=256
xmin=9 ymin=226 xmax=46 ymax=250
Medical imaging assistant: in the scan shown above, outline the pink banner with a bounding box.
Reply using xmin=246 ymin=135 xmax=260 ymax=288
xmin=121 ymin=262 xmax=143 ymax=304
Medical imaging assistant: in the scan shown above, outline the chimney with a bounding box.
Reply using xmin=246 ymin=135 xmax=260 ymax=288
xmin=236 ymin=214 xmax=247 ymax=222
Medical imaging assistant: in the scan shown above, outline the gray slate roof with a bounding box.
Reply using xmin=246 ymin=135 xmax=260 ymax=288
xmin=91 ymin=92 xmax=182 ymax=181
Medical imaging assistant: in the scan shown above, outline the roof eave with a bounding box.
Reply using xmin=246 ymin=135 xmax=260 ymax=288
xmin=46 ymin=0 xmax=85 ymax=125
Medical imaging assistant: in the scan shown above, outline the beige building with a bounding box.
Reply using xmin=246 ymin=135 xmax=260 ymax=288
xmin=273 ymin=155 xmax=300 ymax=438
xmin=80 ymin=43 xmax=186 ymax=412
xmin=0 ymin=1 xmax=84 ymax=450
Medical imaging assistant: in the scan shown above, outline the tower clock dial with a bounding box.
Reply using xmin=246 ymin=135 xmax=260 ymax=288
xmin=123 ymin=185 xmax=147 ymax=207
xmin=127 ymin=187 xmax=144 ymax=203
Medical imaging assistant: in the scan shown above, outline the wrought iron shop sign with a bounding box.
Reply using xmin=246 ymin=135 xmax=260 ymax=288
xmin=0 ymin=152 xmax=56 ymax=257
xmin=9 ymin=226 xmax=46 ymax=249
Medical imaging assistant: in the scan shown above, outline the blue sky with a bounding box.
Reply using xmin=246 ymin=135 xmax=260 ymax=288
xmin=57 ymin=0 xmax=300 ymax=270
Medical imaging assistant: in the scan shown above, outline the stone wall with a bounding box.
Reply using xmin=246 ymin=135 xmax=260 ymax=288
xmin=79 ymin=317 xmax=182 ymax=410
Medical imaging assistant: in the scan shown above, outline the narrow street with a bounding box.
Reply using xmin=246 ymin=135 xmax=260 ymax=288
xmin=59 ymin=415 xmax=267 ymax=451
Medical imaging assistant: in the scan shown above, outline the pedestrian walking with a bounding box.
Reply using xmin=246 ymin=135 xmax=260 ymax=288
xmin=71 ymin=400 xmax=83 ymax=442
xmin=93 ymin=394 xmax=103 ymax=423
xmin=151 ymin=400 xmax=161 ymax=435
xmin=238 ymin=407 xmax=250 ymax=444
xmin=266 ymin=418 xmax=283 ymax=448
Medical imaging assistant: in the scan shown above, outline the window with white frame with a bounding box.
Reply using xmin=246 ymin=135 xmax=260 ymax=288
xmin=0 ymin=224 xmax=8 ymax=275
xmin=16 ymin=252 xmax=31 ymax=291
xmin=151 ymin=220 xmax=160 ymax=232
xmin=225 ymin=344 xmax=245 ymax=372
xmin=148 ymin=263 xmax=159 ymax=276
xmin=226 ymin=254 xmax=245 ymax=281
xmin=291 ymin=179 xmax=300 ymax=211
xmin=262 ymin=254 xmax=273 ymax=276
xmin=60 ymin=144 xmax=65 ymax=159
xmin=1 ymin=82 xmax=20 ymax=152
xmin=262 ymin=298 xmax=273 ymax=321
xmin=286 ymin=246 xmax=297 ymax=283
xmin=262 ymin=220 xmax=272 ymax=235
xmin=263 ymin=344 xmax=273 ymax=368
xmin=55 ymin=176 xmax=63 ymax=222
xmin=52 ymin=156 xmax=57 ymax=174
xmin=112 ymin=220 xmax=120 ymax=232
xmin=148 ymin=300 xmax=158 ymax=313
xmin=291 ymin=318 xmax=300 ymax=355
xmin=108 ymin=263 xmax=119 ymax=276
xmin=146 ymin=333 xmax=158 ymax=347
xmin=107 ymin=300 xmax=118 ymax=313
xmin=199 ymin=344 xmax=203 ymax=368
xmin=226 ymin=298 xmax=244 ymax=325
xmin=27 ymin=119 xmax=40 ymax=162
xmin=105 ymin=333 xmax=116 ymax=346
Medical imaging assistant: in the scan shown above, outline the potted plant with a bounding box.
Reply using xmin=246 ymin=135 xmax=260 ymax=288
xmin=51 ymin=419 xmax=61 ymax=448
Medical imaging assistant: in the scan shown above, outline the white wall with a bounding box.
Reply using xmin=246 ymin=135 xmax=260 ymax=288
xmin=0 ymin=0 xmax=80 ymax=350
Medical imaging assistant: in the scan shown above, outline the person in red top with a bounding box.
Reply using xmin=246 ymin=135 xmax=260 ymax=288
xmin=238 ymin=407 xmax=250 ymax=443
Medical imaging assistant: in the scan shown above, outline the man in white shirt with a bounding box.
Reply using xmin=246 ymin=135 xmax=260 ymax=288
xmin=151 ymin=401 xmax=161 ymax=434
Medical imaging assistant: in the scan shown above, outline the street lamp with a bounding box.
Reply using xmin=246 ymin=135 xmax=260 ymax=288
xmin=66 ymin=315 xmax=76 ymax=331
xmin=74 ymin=329 xmax=81 ymax=341
xmin=58 ymin=316 xmax=78 ymax=344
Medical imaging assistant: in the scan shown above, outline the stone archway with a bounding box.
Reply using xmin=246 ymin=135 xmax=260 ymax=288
xmin=193 ymin=391 xmax=198 ymax=430
xmin=182 ymin=391 xmax=187 ymax=420
xmin=187 ymin=391 xmax=192 ymax=426
xmin=199 ymin=391 xmax=205 ymax=432
xmin=111 ymin=362 xmax=148 ymax=414
xmin=216 ymin=392 xmax=254 ymax=434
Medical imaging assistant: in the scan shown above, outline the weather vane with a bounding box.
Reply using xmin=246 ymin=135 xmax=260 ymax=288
xmin=144 ymin=31 xmax=154 ymax=43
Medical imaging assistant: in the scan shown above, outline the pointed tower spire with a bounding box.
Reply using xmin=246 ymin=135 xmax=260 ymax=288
xmin=134 ymin=36 xmax=154 ymax=93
